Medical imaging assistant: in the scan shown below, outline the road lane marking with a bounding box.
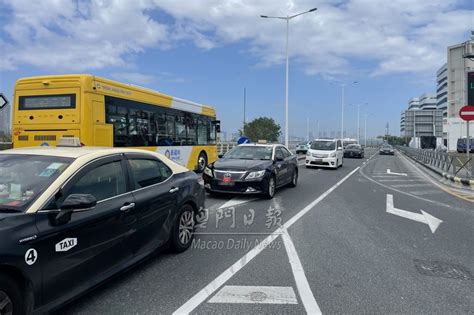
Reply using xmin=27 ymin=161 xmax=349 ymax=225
xmin=282 ymin=227 xmax=322 ymax=314
xmin=359 ymin=163 xmax=453 ymax=209
xmin=218 ymin=197 xmax=258 ymax=210
xmin=173 ymin=167 xmax=360 ymax=315
xmin=208 ymin=286 xmax=297 ymax=304
xmin=386 ymin=194 xmax=442 ymax=233
xmin=411 ymin=190 xmax=443 ymax=196
xmin=387 ymin=169 xmax=407 ymax=176
xmin=390 ymin=184 xmax=432 ymax=188
xmin=377 ymin=179 xmax=425 ymax=182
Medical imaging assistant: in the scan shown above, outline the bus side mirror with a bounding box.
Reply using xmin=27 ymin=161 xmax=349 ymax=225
xmin=213 ymin=120 xmax=221 ymax=133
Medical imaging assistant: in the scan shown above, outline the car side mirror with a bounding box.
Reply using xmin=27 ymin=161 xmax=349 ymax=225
xmin=275 ymin=156 xmax=284 ymax=162
xmin=55 ymin=194 xmax=97 ymax=224
xmin=61 ymin=194 xmax=97 ymax=211
xmin=218 ymin=154 xmax=224 ymax=159
xmin=337 ymin=147 xmax=343 ymax=150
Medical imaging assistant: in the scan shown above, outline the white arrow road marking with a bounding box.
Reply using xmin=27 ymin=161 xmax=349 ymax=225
xmin=386 ymin=194 xmax=442 ymax=233
xmin=209 ymin=286 xmax=297 ymax=304
xmin=387 ymin=169 xmax=407 ymax=176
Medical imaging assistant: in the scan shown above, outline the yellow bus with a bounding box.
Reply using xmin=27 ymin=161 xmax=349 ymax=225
xmin=12 ymin=74 xmax=219 ymax=171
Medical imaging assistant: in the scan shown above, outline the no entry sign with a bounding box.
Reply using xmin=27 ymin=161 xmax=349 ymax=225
xmin=459 ymin=105 xmax=474 ymax=121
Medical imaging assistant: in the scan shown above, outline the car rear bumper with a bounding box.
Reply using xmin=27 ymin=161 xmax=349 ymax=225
xmin=344 ymin=151 xmax=362 ymax=157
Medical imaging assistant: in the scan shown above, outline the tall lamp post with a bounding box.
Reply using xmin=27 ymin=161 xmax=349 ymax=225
xmin=261 ymin=8 xmax=317 ymax=147
xmin=349 ymin=102 xmax=368 ymax=144
xmin=331 ymin=81 xmax=358 ymax=145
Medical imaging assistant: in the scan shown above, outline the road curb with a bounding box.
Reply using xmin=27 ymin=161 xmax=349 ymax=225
xmin=398 ymin=151 xmax=474 ymax=187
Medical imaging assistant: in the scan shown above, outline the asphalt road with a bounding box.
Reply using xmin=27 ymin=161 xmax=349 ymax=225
xmin=57 ymin=149 xmax=474 ymax=314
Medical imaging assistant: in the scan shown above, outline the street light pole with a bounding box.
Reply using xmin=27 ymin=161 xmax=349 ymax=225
xmin=341 ymin=84 xmax=345 ymax=142
xmin=261 ymin=8 xmax=317 ymax=147
xmin=364 ymin=114 xmax=368 ymax=147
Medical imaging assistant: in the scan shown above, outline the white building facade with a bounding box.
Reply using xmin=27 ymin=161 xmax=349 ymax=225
xmin=444 ymin=36 xmax=474 ymax=151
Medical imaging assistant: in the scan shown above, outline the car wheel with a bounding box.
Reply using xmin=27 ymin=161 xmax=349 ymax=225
xmin=0 ymin=274 xmax=28 ymax=315
xmin=263 ymin=175 xmax=276 ymax=199
xmin=196 ymin=151 xmax=207 ymax=173
xmin=170 ymin=204 xmax=195 ymax=253
xmin=289 ymin=168 xmax=298 ymax=187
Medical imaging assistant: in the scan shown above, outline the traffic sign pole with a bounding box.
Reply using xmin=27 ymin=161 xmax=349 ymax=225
xmin=459 ymin=105 xmax=474 ymax=164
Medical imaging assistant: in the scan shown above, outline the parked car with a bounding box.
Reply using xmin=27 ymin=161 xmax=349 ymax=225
xmin=203 ymin=143 xmax=298 ymax=199
xmin=457 ymin=138 xmax=474 ymax=153
xmin=379 ymin=144 xmax=395 ymax=155
xmin=306 ymin=139 xmax=344 ymax=169
xmin=295 ymin=141 xmax=312 ymax=154
xmin=0 ymin=141 xmax=204 ymax=314
xmin=344 ymin=144 xmax=364 ymax=158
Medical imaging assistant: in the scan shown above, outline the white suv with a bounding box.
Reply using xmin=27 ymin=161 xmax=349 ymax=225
xmin=306 ymin=139 xmax=344 ymax=169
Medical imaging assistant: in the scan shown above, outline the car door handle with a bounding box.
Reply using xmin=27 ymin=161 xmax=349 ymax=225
xmin=169 ymin=187 xmax=180 ymax=193
xmin=120 ymin=203 xmax=135 ymax=212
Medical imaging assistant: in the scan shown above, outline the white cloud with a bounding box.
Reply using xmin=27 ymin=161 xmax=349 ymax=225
xmin=0 ymin=0 xmax=472 ymax=77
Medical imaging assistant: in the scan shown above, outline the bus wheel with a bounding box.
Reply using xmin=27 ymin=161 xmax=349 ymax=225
xmin=196 ymin=151 xmax=207 ymax=173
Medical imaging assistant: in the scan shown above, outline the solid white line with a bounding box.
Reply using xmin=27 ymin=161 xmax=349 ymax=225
xmin=208 ymin=285 xmax=297 ymax=304
xmin=282 ymin=228 xmax=322 ymax=314
xmin=173 ymin=166 xmax=360 ymax=315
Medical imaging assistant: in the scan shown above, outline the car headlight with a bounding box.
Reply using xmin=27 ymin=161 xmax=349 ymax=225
xmin=245 ymin=170 xmax=266 ymax=180
xmin=306 ymin=151 xmax=310 ymax=156
xmin=203 ymin=167 xmax=213 ymax=177
xmin=329 ymin=152 xmax=336 ymax=158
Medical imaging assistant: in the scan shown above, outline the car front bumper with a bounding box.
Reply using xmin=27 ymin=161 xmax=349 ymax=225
xmin=203 ymin=176 xmax=265 ymax=194
xmin=380 ymin=150 xmax=394 ymax=155
xmin=305 ymin=155 xmax=337 ymax=168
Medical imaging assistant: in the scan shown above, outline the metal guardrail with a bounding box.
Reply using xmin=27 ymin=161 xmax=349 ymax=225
xmin=397 ymin=146 xmax=473 ymax=179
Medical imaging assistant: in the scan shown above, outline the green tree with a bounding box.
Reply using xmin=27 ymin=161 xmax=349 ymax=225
xmin=241 ymin=117 xmax=281 ymax=142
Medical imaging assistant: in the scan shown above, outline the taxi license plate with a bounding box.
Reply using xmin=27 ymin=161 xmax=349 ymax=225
xmin=221 ymin=177 xmax=234 ymax=185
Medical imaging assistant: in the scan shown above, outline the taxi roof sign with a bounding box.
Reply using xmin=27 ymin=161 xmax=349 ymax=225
xmin=0 ymin=94 xmax=8 ymax=110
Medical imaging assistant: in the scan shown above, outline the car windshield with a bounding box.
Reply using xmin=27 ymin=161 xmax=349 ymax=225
xmin=0 ymin=154 xmax=73 ymax=212
xmin=311 ymin=141 xmax=336 ymax=151
xmin=346 ymin=144 xmax=361 ymax=149
xmin=224 ymin=146 xmax=273 ymax=160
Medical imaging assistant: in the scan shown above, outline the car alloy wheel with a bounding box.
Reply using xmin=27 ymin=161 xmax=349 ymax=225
xmin=0 ymin=291 xmax=13 ymax=315
xmin=171 ymin=204 xmax=196 ymax=252
xmin=178 ymin=209 xmax=194 ymax=246
xmin=264 ymin=176 xmax=276 ymax=199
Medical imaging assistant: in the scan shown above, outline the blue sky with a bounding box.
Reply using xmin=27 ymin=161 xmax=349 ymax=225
xmin=0 ymin=0 xmax=472 ymax=139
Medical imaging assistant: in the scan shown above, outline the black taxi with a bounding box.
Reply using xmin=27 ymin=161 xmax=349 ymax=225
xmin=0 ymin=141 xmax=204 ymax=314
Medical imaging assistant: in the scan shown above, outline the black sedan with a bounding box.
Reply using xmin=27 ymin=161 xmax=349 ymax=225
xmin=203 ymin=144 xmax=298 ymax=199
xmin=344 ymin=144 xmax=364 ymax=158
xmin=0 ymin=145 xmax=204 ymax=314
xmin=380 ymin=144 xmax=395 ymax=155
